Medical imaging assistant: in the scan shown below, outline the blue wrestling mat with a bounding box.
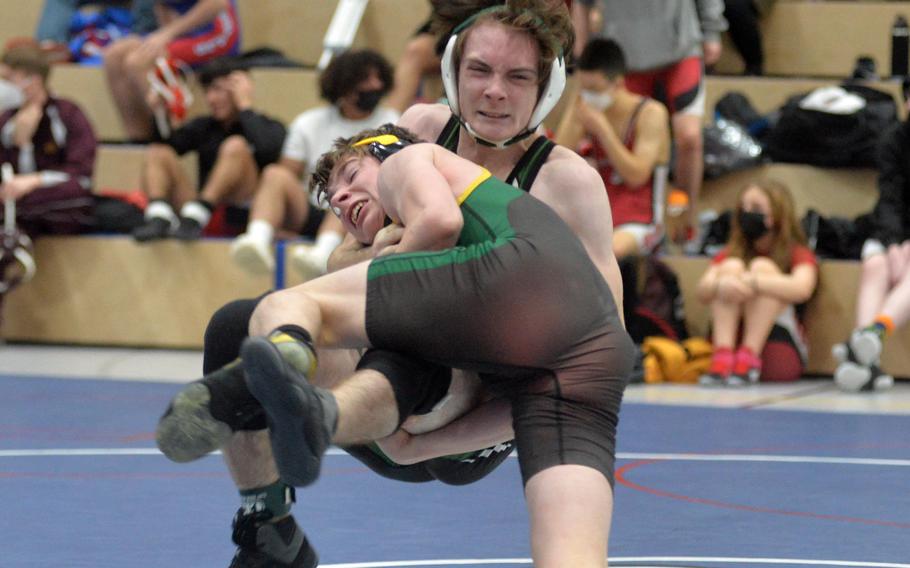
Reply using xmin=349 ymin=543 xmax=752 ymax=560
xmin=1 ymin=374 xmax=908 ymax=567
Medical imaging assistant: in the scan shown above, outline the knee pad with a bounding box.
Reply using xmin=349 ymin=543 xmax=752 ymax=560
xmin=203 ymin=294 xmax=267 ymax=373
xmin=356 ymin=349 xmax=452 ymax=428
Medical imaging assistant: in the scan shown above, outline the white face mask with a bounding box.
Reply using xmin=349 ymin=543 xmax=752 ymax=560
xmin=580 ymin=88 xmax=613 ymax=111
xmin=0 ymin=79 xmax=24 ymax=111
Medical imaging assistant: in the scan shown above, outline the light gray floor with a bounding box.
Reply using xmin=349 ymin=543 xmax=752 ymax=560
xmin=2 ymin=343 xmax=909 ymax=414
xmin=0 ymin=343 xmax=202 ymax=383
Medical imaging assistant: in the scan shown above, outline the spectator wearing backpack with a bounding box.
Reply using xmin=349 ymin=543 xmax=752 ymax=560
xmin=695 ymin=180 xmax=818 ymax=386
xmin=832 ymin=91 xmax=910 ymax=392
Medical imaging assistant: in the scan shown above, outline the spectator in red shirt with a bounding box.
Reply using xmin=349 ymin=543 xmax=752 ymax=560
xmin=695 ymin=179 xmax=818 ymax=386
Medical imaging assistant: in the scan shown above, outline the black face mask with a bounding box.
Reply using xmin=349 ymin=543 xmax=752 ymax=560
xmin=355 ymin=89 xmax=384 ymax=113
xmin=738 ymin=210 xmax=769 ymax=241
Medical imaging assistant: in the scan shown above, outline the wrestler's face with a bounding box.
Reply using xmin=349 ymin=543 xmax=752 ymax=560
xmin=457 ymin=21 xmax=540 ymax=142
xmin=327 ymin=155 xmax=385 ymax=244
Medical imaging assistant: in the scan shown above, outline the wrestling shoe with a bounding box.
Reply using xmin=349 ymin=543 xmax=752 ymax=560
xmin=242 ymin=334 xmax=338 ymax=487
xmin=230 ymin=512 xmax=317 ymax=568
xmin=834 ymin=361 xmax=894 ymax=393
xmin=156 ymin=361 xmax=266 ymax=463
xmin=231 ymin=233 xmax=275 ymax=275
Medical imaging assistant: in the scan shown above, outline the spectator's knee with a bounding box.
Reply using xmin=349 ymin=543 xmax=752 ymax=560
xmin=124 ymin=50 xmax=153 ymax=77
xmin=748 ymin=256 xmax=780 ymax=274
xmin=146 ymin=143 xmax=178 ymax=160
xmin=261 ymin=163 xmax=296 ymax=186
xmin=102 ymin=39 xmax=135 ymax=69
xmin=717 ymin=257 xmax=746 ymax=274
xmin=402 ymin=34 xmax=437 ymax=67
xmin=862 ymin=252 xmax=889 ymax=280
xmin=674 ymin=124 xmax=703 ymax=154
xmin=217 ymin=135 xmax=253 ymax=160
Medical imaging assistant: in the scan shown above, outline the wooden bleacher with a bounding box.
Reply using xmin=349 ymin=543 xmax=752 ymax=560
xmin=715 ymin=0 xmax=910 ymax=78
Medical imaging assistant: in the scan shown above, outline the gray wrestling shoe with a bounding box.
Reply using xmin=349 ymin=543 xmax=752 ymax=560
xmin=230 ymin=512 xmax=318 ymax=568
xmin=241 ymin=335 xmax=338 ymax=487
xmin=156 ymin=361 xmax=266 ymax=462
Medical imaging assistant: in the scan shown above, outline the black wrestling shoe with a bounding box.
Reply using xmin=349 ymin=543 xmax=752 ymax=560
xmin=230 ymin=512 xmax=318 ymax=568
xmin=241 ymin=336 xmax=337 ymax=487
xmin=156 ymin=361 xmax=266 ymax=462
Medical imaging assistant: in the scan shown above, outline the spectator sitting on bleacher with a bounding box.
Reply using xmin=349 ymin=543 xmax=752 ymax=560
xmin=229 ymin=49 xmax=398 ymax=277
xmin=132 ymin=58 xmax=285 ymax=242
xmin=832 ymin=88 xmax=910 ymax=392
xmin=695 ymin=180 xmax=818 ymax=387
xmin=103 ymin=0 xmax=240 ymax=142
xmin=556 ymin=38 xmax=670 ymax=259
xmin=572 ymin=0 xmax=727 ymax=246
xmin=0 ymin=44 xmax=97 ymax=236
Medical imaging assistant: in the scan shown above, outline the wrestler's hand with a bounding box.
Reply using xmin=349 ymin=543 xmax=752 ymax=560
xmin=374 ymin=429 xmax=414 ymax=464
xmin=372 ymin=223 xmax=405 ymax=256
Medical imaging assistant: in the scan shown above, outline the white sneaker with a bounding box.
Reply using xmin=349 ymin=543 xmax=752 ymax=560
xmin=834 ymin=361 xmax=894 ymax=392
xmin=833 ymin=361 xmax=871 ymax=392
xmin=849 ymin=329 xmax=883 ymax=367
xmin=230 ymin=233 xmax=274 ymax=275
xmin=290 ymin=244 xmax=328 ymax=281
xmin=831 ymin=342 xmax=849 ymax=364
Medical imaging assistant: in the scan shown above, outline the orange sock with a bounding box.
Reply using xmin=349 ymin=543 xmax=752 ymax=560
xmin=872 ymin=315 xmax=895 ymax=337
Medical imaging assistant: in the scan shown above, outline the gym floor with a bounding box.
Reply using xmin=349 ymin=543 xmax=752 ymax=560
xmin=1 ymin=344 xmax=908 ymax=568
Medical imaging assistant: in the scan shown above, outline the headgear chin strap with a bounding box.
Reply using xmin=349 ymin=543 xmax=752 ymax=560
xmin=440 ymin=13 xmax=567 ymax=148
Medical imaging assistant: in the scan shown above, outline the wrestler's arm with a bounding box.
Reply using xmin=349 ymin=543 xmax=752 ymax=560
xmin=375 ymin=397 xmax=514 ymax=465
xmin=378 ymin=144 xmax=464 ymax=253
xmin=532 ymin=151 xmax=625 ymax=325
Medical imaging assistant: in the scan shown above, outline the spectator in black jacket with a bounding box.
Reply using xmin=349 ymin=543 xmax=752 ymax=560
xmin=132 ymin=58 xmax=286 ymax=241
xmin=832 ymin=99 xmax=910 ymax=392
